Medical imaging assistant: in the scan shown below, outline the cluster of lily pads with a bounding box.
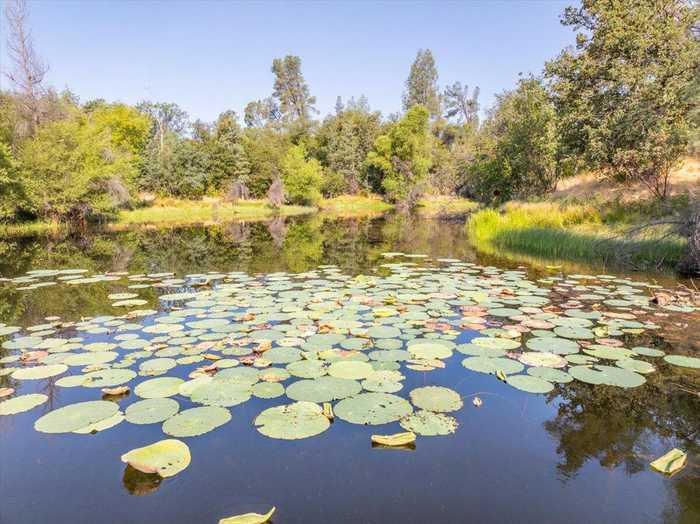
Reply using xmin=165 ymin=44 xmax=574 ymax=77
xmin=1 ymin=256 xmax=699 ymax=476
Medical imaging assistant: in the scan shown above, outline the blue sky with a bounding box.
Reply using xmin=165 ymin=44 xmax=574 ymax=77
xmin=1 ymin=0 xmax=576 ymax=122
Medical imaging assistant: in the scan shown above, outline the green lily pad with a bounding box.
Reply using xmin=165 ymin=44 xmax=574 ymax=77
xmin=327 ymin=361 xmax=374 ymax=380
xmin=461 ymin=356 xmax=524 ymax=375
xmin=34 ymin=400 xmax=119 ymax=433
xmin=134 ymin=377 xmax=185 ymax=399
xmin=409 ymin=386 xmax=463 ymax=413
xmin=407 ymin=341 xmax=453 ymax=360
xmin=286 ymin=360 xmax=327 ymax=378
xmin=121 ymin=439 xmax=191 ymax=478
xmin=125 ymin=398 xmax=180 ymax=424
xmin=506 ymin=374 xmax=554 ymax=394
xmin=191 ymin=380 xmax=252 ymax=407
xmin=399 ymin=410 xmax=458 ymax=436
xmin=286 ymin=376 xmax=361 ymax=403
xmin=527 ymin=367 xmax=573 ymax=383
xmin=254 ymin=401 xmax=330 ymax=440
xmin=663 ymin=354 xmax=700 ymax=369
xmin=0 ymin=393 xmax=48 ymax=415
xmin=11 ymin=364 xmax=67 ymax=380
xmin=335 ymin=393 xmax=413 ymax=425
xmin=162 ymin=406 xmax=231 ymax=437
xmin=526 ymin=337 xmax=579 ymax=355
xmin=252 ymin=382 xmax=285 ymax=399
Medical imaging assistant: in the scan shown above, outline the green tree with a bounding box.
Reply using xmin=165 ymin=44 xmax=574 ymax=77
xmin=315 ymin=103 xmax=382 ymax=194
xmin=366 ymin=105 xmax=432 ymax=209
xmin=244 ymin=97 xmax=281 ymax=128
xmin=442 ymin=82 xmax=479 ymax=125
xmin=271 ymin=55 xmax=317 ymax=128
xmin=280 ymin=144 xmax=322 ymax=205
xmin=546 ymin=0 xmax=700 ymax=199
xmin=242 ymin=127 xmax=291 ymax=197
xmin=466 ymin=78 xmax=559 ymax=203
xmin=0 ymin=142 xmax=26 ymax=221
xmin=19 ymin=107 xmax=141 ymax=221
xmin=403 ymin=49 xmax=440 ymax=118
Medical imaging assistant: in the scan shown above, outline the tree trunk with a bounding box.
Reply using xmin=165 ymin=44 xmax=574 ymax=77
xmin=679 ymin=206 xmax=700 ymax=276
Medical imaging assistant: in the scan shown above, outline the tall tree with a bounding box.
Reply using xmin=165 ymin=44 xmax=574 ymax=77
xmin=271 ymin=55 xmax=317 ymax=126
xmin=546 ymin=0 xmax=700 ymax=199
xmin=466 ymin=78 xmax=559 ymax=203
xmin=3 ymin=0 xmax=48 ymax=135
xmin=244 ymin=97 xmax=281 ymax=128
xmin=136 ymin=101 xmax=188 ymax=156
xmin=366 ymin=105 xmax=432 ymax=210
xmin=403 ymin=49 xmax=440 ymax=118
xmin=443 ymin=82 xmax=480 ymax=125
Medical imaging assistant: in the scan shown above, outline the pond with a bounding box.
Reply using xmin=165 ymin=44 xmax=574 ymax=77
xmin=0 ymin=214 xmax=698 ymax=524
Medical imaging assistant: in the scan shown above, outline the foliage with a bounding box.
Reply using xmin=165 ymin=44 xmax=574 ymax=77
xmin=546 ymin=0 xmax=700 ymax=199
xmin=279 ymin=145 xmax=322 ymax=206
xmin=442 ymin=82 xmax=479 ymax=125
xmin=0 ymin=142 xmax=27 ymax=221
xmin=366 ymin=105 xmax=432 ymax=209
xmin=242 ymin=127 xmax=291 ymax=197
xmin=403 ymin=49 xmax=440 ymax=118
xmin=18 ymin=105 xmax=142 ymax=221
xmin=315 ymin=105 xmax=382 ymax=194
xmin=466 ymin=78 xmax=559 ymax=203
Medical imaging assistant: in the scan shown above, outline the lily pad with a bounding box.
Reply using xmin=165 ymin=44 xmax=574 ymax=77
xmin=125 ymin=398 xmax=180 ymax=424
xmin=663 ymin=354 xmax=700 ymax=369
xmin=121 ymin=439 xmax=191 ymax=478
xmin=399 ymin=410 xmax=458 ymax=436
xmin=409 ymin=386 xmax=463 ymax=413
xmin=218 ymin=508 xmax=275 ymax=524
xmin=162 ymin=406 xmax=231 ymax=437
xmin=0 ymin=393 xmax=48 ymax=416
xmin=254 ymin=401 xmax=330 ymax=440
xmin=506 ymin=374 xmax=554 ymax=394
xmin=11 ymin=364 xmax=67 ymax=380
xmin=286 ymin=376 xmax=361 ymax=403
xmin=335 ymin=393 xmax=413 ymax=425
xmin=35 ymin=400 xmax=119 ymax=433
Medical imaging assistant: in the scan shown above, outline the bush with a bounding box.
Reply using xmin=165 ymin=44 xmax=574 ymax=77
xmin=280 ymin=144 xmax=322 ymax=205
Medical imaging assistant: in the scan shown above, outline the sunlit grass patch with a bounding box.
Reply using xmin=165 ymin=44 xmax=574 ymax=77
xmin=468 ymin=202 xmax=686 ymax=271
xmin=416 ymin=196 xmax=479 ymax=217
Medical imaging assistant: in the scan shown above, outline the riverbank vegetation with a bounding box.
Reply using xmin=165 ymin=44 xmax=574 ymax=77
xmin=1 ymin=0 xmax=698 ymax=273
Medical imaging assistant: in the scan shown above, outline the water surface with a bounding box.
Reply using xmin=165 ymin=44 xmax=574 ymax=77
xmin=0 ymin=214 xmax=698 ymax=524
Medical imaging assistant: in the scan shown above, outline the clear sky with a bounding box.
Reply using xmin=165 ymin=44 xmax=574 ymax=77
xmin=1 ymin=0 xmax=577 ymax=122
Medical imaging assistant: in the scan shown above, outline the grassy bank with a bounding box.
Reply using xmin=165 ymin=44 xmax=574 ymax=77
xmin=116 ymin=199 xmax=314 ymax=226
xmin=468 ymin=201 xmax=687 ymax=271
xmin=318 ymin=195 xmax=394 ymax=216
xmin=416 ymin=196 xmax=480 ymax=217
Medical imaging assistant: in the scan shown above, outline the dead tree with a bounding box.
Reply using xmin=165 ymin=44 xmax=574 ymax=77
xmin=3 ymin=0 xmax=48 ymax=135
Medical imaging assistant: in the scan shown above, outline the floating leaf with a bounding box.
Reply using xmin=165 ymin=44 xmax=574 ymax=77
xmin=327 ymin=360 xmax=374 ymax=380
xmin=121 ymin=439 xmax=191 ymax=478
xmin=286 ymin=376 xmax=361 ymax=403
xmin=218 ymin=507 xmax=275 ymax=524
xmin=335 ymin=393 xmax=412 ymax=425
xmin=11 ymin=364 xmax=67 ymax=380
xmin=134 ymin=377 xmax=184 ymax=398
xmin=399 ymin=410 xmax=458 ymax=436
xmin=506 ymin=374 xmax=554 ymax=394
xmin=162 ymin=406 xmax=231 ymax=437
xmin=35 ymin=400 xmax=119 ymax=433
xmin=650 ymin=448 xmax=687 ymax=475
xmin=254 ymin=401 xmax=330 ymax=440
xmin=125 ymin=398 xmax=180 ymax=425
xmin=0 ymin=393 xmax=48 ymax=415
xmin=371 ymin=432 xmax=416 ymax=446
xmin=663 ymin=354 xmax=700 ymax=369
xmin=409 ymin=386 xmax=463 ymax=413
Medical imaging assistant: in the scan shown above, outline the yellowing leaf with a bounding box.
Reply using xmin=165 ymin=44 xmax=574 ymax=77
xmin=219 ymin=507 xmax=275 ymax=524
xmin=650 ymin=448 xmax=687 ymax=475
xmin=371 ymin=431 xmax=416 ymax=446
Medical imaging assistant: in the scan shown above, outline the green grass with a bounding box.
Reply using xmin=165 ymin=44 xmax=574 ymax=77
xmin=468 ymin=202 xmax=686 ymax=271
xmin=0 ymin=220 xmax=67 ymax=237
xmin=416 ymin=196 xmax=479 ymax=217
xmin=318 ymin=195 xmax=394 ymax=216
xmin=116 ymin=199 xmax=313 ymax=226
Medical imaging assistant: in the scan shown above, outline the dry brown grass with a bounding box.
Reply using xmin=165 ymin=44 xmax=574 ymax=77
xmin=552 ymin=157 xmax=699 ymax=202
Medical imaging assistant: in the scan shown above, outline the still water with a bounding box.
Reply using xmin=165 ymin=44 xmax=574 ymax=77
xmin=0 ymin=214 xmax=698 ymax=524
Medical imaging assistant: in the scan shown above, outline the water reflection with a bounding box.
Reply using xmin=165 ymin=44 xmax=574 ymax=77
xmin=122 ymin=466 xmax=163 ymax=496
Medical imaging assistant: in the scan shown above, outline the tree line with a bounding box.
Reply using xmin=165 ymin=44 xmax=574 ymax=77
xmin=1 ymin=0 xmax=698 ymax=225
